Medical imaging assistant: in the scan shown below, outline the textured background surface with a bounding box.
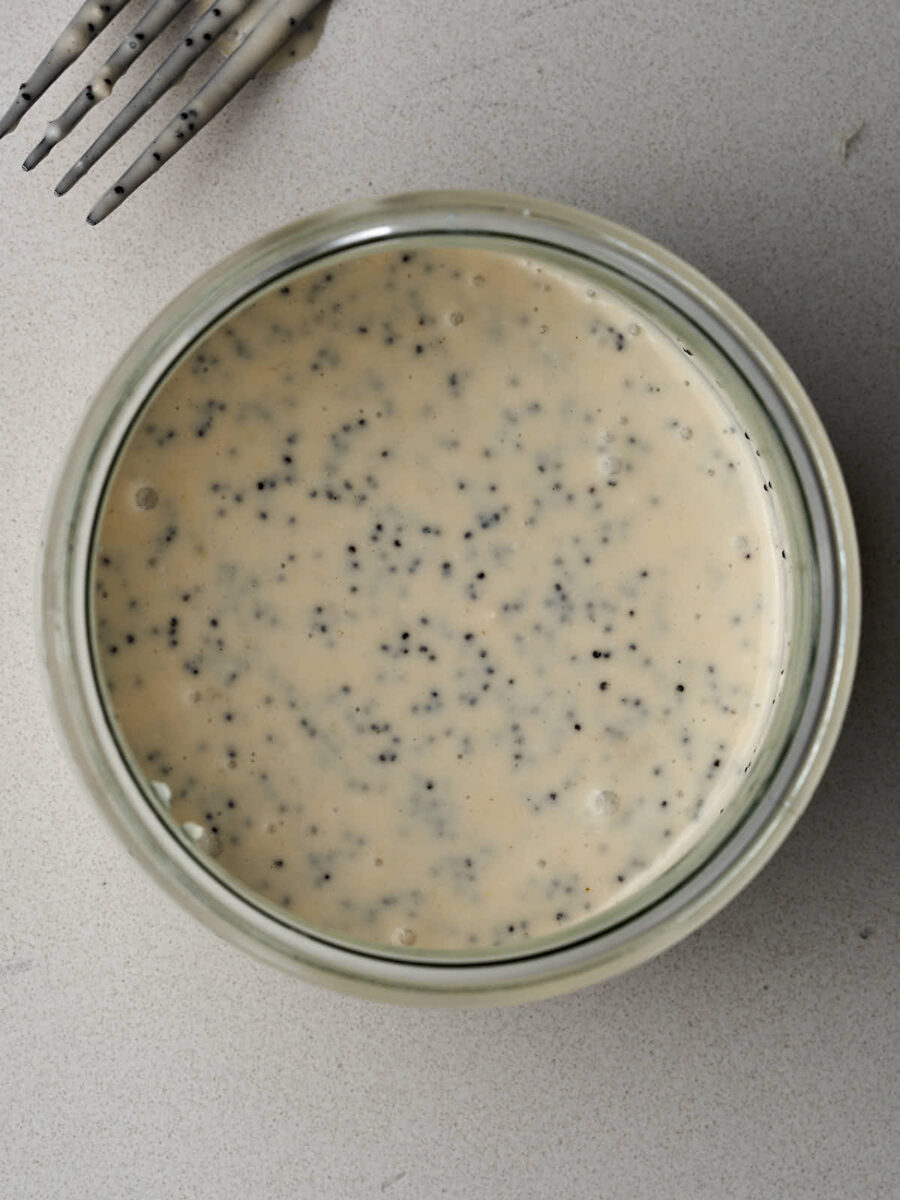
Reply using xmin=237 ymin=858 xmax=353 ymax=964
xmin=1 ymin=2 xmax=897 ymax=1196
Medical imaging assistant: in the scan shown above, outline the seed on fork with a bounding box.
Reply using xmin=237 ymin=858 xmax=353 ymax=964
xmin=54 ymin=0 xmax=254 ymax=195
xmin=86 ymin=0 xmax=324 ymax=225
xmin=0 ymin=0 xmax=135 ymax=139
xmin=3 ymin=0 xmax=327 ymax=224
xmin=23 ymin=0 xmax=196 ymax=173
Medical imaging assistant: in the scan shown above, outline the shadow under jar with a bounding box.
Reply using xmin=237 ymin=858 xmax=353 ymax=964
xmin=41 ymin=191 xmax=859 ymax=1006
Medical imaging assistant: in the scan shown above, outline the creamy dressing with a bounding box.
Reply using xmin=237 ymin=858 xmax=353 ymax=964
xmin=92 ymin=244 xmax=786 ymax=951
xmin=203 ymin=0 xmax=333 ymax=72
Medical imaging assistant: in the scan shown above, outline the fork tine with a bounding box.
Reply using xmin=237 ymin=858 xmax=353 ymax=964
xmin=24 ymin=0 xmax=196 ymax=172
xmin=86 ymin=0 xmax=323 ymax=225
xmin=0 ymin=0 xmax=135 ymax=140
xmin=55 ymin=0 xmax=253 ymax=196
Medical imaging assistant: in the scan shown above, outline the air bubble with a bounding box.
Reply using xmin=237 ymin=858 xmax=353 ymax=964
xmin=150 ymin=780 xmax=171 ymax=808
xmin=135 ymin=485 xmax=158 ymax=510
xmin=588 ymin=789 xmax=620 ymax=816
xmin=181 ymin=822 xmax=221 ymax=857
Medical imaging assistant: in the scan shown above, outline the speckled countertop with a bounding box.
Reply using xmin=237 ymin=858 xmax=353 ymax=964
xmin=1 ymin=2 xmax=897 ymax=1197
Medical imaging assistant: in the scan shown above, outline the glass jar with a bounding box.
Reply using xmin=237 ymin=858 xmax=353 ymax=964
xmin=40 ymin=190 xmax=860 ymax=1006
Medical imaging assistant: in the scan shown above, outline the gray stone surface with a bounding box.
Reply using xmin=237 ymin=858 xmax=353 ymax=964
xmin=0 ymin=1 xmax=897 ymax=1196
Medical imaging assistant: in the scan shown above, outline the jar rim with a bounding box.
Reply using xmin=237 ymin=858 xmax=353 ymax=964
xmin=39 ymin=189 xmax=860 ymax=1005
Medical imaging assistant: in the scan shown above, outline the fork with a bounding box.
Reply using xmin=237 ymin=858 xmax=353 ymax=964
xmin=1 ymin=0 xmax=325 ymax=225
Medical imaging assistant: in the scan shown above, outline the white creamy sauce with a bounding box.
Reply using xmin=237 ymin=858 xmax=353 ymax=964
xmin=199 ymin=0 xmax=332 ymax=72
xmin=92 ymin=244 xmax=787 ymax=951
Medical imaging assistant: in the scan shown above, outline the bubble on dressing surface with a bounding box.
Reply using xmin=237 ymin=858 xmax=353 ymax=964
xmin=181 ymin=821 xmax=221 ymax=858
xmin=134 ymin=486 xmax=158 ymax=510
xmin=588 ymin=789 xmax=620 ymax=816
xmin=393 ymin=927 xmax=417 ymax=946
xmin=150 ymin=780 xmax=171 ymax=809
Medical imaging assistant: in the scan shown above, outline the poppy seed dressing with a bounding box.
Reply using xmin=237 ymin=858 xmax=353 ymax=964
xmin=91 ymin=244 xmax=786 ymax=951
